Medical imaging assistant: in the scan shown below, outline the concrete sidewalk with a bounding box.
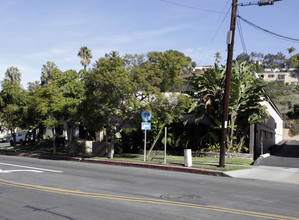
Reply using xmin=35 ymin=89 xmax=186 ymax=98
xmin=224 ymin=165 xmax=299 ymax=184
xmin=226 ymin=140 xmax=299 ymax=184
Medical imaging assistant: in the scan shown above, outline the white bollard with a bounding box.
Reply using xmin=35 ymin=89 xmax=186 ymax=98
xmin=184 ymin=149 xmax=192 ymax=167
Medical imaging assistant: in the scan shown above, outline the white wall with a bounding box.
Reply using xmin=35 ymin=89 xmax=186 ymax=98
xmin=260 ymin=100 xmax=283 ymax=144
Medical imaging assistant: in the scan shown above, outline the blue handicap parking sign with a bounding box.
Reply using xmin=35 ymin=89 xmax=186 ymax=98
xmin=141 ymin=112 xmax=151 ymax=121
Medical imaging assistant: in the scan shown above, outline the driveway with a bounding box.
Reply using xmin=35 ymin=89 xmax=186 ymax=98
xmin=225 ymin=140 xmax=299 ymax=184
xmin=259 ymin=140 xmax=299 ymax=168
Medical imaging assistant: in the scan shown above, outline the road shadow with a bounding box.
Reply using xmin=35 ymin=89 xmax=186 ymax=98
xmin=269 ymin=141 xmax=299 ymax=158
xmin=259 ymin=141 xmax=299 ymax=168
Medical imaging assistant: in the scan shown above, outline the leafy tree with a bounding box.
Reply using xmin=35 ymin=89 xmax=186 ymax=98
xmin=250 ymin=52 xmax=264 ymax=62
xmin=145 ymin=50 xmax=193 ymax=92
xmin=78 ymin=46 xmax=93 ymax=70
xmin=80 ymin=51 xmax=192 ymax=158
xmin=236 ymin=52 xmax=250 ymax=64
xmin=263 ymin=52 xmax=286 ymax=71
xmin=52 ymin=69 xmax=85 ymax=118
xmin=41 ymin=61 xmax=60 ymax=86
xmin=235 ymin=52 xmax=263 ymax=73
xmin=26 ymin=81 xmax=65 ymax=154
xmin=0 ymin=69 xmax=26 ymax=150
xmin=81 ymin=51 xmax=136 ymax=158
xmin=286 ymin=47 xmax=296 ymax=69
xmin=290 ymin=53 xmax=299 ymax=68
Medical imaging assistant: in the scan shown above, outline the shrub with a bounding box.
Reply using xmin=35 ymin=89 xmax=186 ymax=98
xmin=289 ymin=122 xmax=299 ymax=136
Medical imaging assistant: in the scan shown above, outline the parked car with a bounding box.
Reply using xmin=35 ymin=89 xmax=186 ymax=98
xmin=0 ymin=134 xmax=11 ymax=143
xmin=9 ymin=131 xmax=28 ymax=146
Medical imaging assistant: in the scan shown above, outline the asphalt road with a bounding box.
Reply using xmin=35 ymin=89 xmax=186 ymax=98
xmin=0 ymin=155 xmax=298 ymax=220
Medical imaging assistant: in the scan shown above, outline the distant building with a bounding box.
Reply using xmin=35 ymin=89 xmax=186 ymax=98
xmin=257 ymin=72 xmax=299 ymax=85
xmin=194 ymin=65 xmax=213 ymax=71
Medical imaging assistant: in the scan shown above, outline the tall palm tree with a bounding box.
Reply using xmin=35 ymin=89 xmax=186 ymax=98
xmin=78 ymin=46 xmax=93 ymax=70
xmin=215 ymin=52 xmax=222 ymax=64
xmin=287 ymin=47 xmax=296 ymax=57
xmin=5 ymin=66 xmax=21 ymax=82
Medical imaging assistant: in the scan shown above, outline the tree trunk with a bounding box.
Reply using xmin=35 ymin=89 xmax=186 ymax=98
xmin=11 ymin=130 xmax=17 ymax=151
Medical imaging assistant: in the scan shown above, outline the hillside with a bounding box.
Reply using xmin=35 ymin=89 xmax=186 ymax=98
xmin=265 ymin=82 xmax=299 ymax=115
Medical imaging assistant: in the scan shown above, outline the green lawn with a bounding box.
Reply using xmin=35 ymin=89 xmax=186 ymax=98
xmin=111 ymin=153 xmax=252 ymax=171
xmin=0 ymin=147 xmax=252 ymax=172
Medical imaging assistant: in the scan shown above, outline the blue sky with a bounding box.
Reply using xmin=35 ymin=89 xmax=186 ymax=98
xmin=0 ymin=0 xmax=298 ymax=88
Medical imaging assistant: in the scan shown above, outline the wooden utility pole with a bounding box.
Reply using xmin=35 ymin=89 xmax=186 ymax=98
xmin=219 ymin=0 xmax=238 ymax=167
xmin=219 ymin=0 xmax=282 ymax=167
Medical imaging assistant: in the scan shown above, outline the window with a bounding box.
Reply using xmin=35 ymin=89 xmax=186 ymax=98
xmin=277 ymin=74 xmax=285 ymax=80
xmin=268 ymin=74 xmax=275 ymax=78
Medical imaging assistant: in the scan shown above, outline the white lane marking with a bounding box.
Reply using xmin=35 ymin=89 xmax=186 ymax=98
xmin=0 ymin=162 xmax=63 ymax=173
xmin=0 ymin=169 xmax=43 ymax=173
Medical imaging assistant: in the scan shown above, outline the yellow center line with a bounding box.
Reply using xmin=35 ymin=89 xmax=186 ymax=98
xmin=0 ymin=178 xmax=298 ymax=220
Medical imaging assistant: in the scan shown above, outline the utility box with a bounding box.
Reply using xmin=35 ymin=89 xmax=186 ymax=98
xmin=184 ymin=149 xmax=192 ymax=167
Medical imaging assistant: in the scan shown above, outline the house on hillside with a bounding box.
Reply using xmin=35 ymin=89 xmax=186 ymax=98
xmin=257 ymin=72 xmax=299 ymax=85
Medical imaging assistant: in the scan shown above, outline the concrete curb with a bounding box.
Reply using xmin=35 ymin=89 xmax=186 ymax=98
xmin=252 ymin=153 xmax=270 ymax=166
xmin=0 ymin=152 xmax=228 ymax=177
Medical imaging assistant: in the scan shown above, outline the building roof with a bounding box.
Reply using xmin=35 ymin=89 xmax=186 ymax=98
xmin=180 ymin=69 xmax=204 ymax=79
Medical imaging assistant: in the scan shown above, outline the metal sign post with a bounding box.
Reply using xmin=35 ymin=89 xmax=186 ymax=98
xmin=164 ymin=127 xmax=167 ymax=164
xmin=144 ymin=129 xmax=147 ymax=162
xmin=141 ymin=112 xmax=151 ymax=162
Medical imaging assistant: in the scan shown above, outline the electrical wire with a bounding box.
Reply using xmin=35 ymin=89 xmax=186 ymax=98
xmin=158 ymin=0 xmax=227 ymax=14
xmin=197 ymin=2 xmax=231 ymax=65
xmin=148 ymin=0 xmax=232 ymax=156
xmin=238 ymin=15 xmax=299 ymax=43
xmin=167 ymin=1 xmax=231 ymax=115
xmin=237 ymin=15 xmax=247 ymax=54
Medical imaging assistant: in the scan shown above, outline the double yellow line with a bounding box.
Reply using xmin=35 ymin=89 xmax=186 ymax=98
xmin=0 ymin=178 xmax=297 ymax=220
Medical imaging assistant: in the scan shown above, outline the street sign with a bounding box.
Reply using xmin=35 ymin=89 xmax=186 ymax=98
xmin=141 ymin=122 xmax=151 ymax=130
xmin=141 ymin=112 xmax=151 ymax=121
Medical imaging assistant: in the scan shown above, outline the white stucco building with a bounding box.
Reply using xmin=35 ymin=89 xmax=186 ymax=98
xmin=250 ymin=96 xmax=283 ymax=160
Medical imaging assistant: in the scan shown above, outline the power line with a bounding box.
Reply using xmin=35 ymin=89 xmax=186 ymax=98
xmin=197 ymin=3 xmax=231 ymax=65
xmin=237 ymin=15 xmax=247 ymax=54
xmin=158 ymin=0 xmax=227 ymax=14
xmin=238 ymin=15 xmax=299 ymax=43
xmin=147 ymin=1 xmax=231 ymax=158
